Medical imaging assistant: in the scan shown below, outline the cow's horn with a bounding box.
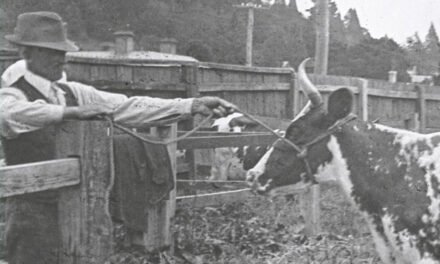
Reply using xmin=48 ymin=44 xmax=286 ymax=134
xmin=298 ymin=58 xmax=323 ymax=107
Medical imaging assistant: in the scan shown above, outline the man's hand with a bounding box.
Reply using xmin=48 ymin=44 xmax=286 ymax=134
xmin=191 ymin=96 xmax=237 ymax=117
xmin=63 ymin=104 xmax=114 ymax=120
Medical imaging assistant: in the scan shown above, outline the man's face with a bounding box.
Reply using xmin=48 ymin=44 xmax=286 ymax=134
xmin=25 ymin=47 xmax=66 ymax=81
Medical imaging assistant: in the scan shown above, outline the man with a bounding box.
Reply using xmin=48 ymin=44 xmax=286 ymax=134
xmin=1 ymin=59 xmax=67 ymax=87
xmin=0 ymin=11 xmax=236 ymax=264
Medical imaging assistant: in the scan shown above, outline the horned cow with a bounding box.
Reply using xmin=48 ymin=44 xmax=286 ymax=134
xmin=247 ymin=58 xmax=440 ymax=263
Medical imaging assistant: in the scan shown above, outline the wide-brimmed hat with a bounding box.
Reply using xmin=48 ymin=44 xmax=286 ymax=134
xmin=5 ymin=11 xmax=79 ymax=52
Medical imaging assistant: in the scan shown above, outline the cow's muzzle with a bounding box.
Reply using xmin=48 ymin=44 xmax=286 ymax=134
xmin=246 ymin=169 xmax=272 ymax=193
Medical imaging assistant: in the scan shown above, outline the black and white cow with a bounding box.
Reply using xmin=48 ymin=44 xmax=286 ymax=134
xmin=247 ymin=58 xmax=440 ymax=263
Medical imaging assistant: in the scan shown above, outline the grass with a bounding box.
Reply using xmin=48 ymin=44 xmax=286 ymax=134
xmin=172 ymin=182 xmax=382 ymax=264
xmin=0 ymin=182 xmax=382 ymax=263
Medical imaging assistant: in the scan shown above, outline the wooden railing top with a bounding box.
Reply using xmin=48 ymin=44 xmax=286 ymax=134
xmin=67 ymin=51 xmax=197 ymax=66
xmin=199 ymin=62 xmax=294 ymax=74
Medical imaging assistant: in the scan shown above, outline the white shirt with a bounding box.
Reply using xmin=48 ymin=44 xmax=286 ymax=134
xmin=0 ymin=68 xmax=194 ymax=139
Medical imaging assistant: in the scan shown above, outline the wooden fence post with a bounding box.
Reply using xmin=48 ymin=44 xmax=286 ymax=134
xmin=300 ymin=185 xmax=321 ymax=236
xmin=143 ymin=124 xmax=177 ymax=252
xmin=358 ymin=78 xmax=369 ymax=121
xmin=56 ymin=121 xmax=114 ymax=264
xmin=415 ymin=85 xmax=426 ymax=133
xmin=293 ymin=76 xmax=302 ymax=117
xmin=182 ymin=63 xmax=200 ymax=191
xmin=286 ymin=69 xmax=296 ymax=119
xmin=184 ymin=63 xmax=200 ymax=98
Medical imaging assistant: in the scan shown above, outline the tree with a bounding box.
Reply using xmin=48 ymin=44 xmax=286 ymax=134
xmin=184 ymin=40 xmax=213 ymax=61
xmin=344 ymin=8 xmax=365 ymax=46
xmin=423 ymin=23 xmax=440 ymax=74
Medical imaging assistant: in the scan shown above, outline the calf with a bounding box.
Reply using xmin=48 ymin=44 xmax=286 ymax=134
xmin=247 ymin=58 xmax=440 ymax=263
xmin=210 ymin=113 xmax=268 ymax=181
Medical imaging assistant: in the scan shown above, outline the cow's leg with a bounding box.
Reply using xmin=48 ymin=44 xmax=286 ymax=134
xmin=363 ymin=214 xmax=396 ymax=264
xmin=210 ymin=148 xmax=232 ymax=181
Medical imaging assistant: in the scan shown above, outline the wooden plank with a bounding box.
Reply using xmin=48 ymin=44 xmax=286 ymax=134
xmin=56 ymin=121 xmax=113 ymax=264
xmin=286 ymin=70 xmax=296 ymax=119
xmin=84 ymin=80 xmax=186 ymax=91
xmin=141 ymin=124 xmax=177 ymax=252
xmin=293 ymin=77 xmax=301 ymax=117
xmin=177 ymin=133 xmax=278 ymax=149
xmin=176 ymin=180 xmax=249 ymax=191
xmin=0 ymin=158 xmax=80 ymax=198
xmin=316 ymin=85 xmax=359 ymax=94
xmin=367 ymin=88 xmax=440 ymax=101
xmin=426 ymin=100 xmax=440 ymax=129
xmin=184 ymin=64 xmax=200 ymax=97
xmin=178 ymin=131 xmax=271 ymax=137
xmin=199 ymin=82 xmax=290 ymax=92
xmin=199 ymin=62 xmax=293 ymax=74
xmin=67 ymin=55 xmax=196 ymax=66
xmin=182 ymin=64 xmax=200 ymax=194
xmin=358 ymin=79 xmax=369 ymax=121
xmin=116 ymin=65 xmax=133 ymax=82
xmin=300 ymin=185 xmax=321 ymax=236
xmin=415 ymin=85 xmax=427 ymax=133
xmin=176 ymin=188 xmax=253 ymax=208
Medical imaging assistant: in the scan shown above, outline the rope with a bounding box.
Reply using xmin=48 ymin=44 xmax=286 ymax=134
xmin=235 ymin=108 xmax=304 ymax=153
xmin=177 ymin=179 xmax=248 ymax=184
xmin=112 ymin=113 xmax=214 ymax=145
xmin=104 ymin=116 xmax=116 ymax=218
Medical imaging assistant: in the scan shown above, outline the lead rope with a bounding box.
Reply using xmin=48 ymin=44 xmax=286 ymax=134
xmin=105 ymin=116 xmax=116 ymax=218
xmin=234 ymin=109 xmax=317 ymax=183
xmin=112 ymin=113 xmax=214 ymax=145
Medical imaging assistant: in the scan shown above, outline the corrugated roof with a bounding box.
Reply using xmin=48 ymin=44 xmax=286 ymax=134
xmin=67 ymin=50 xmax=198 ymax=64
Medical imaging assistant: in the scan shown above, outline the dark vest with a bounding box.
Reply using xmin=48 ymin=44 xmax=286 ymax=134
xmin=1 ymin=77 xmax=78 ymax=166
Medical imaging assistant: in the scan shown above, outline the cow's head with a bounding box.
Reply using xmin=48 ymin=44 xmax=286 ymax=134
xmin=247 ymin=58 xmax=355 ymax=195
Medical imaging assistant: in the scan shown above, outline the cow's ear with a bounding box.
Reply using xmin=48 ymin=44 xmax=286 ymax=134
xmin=327 ymin=88 xmax=353 ymax=121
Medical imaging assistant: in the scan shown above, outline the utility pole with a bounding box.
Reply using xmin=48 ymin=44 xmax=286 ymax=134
xmin=233 ymin=3 xmax=269 ymax=66
xmin=314 ymin=0 xmax=329 ymax=75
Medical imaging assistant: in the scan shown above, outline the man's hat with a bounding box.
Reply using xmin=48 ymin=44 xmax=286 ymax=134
xmin=5 ymin=11 xmax=79 ymax=52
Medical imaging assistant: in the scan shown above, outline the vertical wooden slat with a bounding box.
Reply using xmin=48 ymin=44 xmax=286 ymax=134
xmin=286 ymin=70 xmax=296 ymax=119
xmin=116 ymin=65 xmax=133 ymax=82
xmin=293 ymin=76 xmax=301 ymax=117
xmin=358 ymin=78 xmax=369 ymax=121
xmin=183 ymin=63 xmax=200 ymax=189
xmin=415 ymin=85 xmax=426 ymax=133
xmin=301 ymin=184 xmax=321 ymax=236
xmin=184 ymin=63 xmax=200 ymax=97
xmin=144 ymin=124 xmax=177 ymax=252
xmin=57 ymin=121 xmax=113 ymax=264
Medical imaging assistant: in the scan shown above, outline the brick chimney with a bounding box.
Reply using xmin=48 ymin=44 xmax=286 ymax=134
xmin=114 ymin=31 xmax=135 ymax=55
xmin=159 ymin=38 xmax=177 ymax=54
xmin=388 ymin=70 xmax=397 ymax=83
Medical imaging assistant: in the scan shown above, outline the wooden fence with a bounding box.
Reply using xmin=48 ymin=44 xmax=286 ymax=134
xmin=2 ymin=52 xmax=438 ymax=131
xmin=0 ymin=121 xmax=181 ymax=262
xmin=1 ymin=119 xmax=318 ymax=262
xmin=1 ymin=54 xmax=439 ymax=260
